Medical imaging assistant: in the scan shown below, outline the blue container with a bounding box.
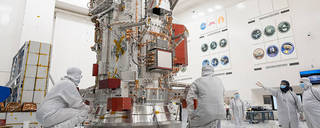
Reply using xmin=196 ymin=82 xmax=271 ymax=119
xmin=0 ymin=86 xmax=11 ymax=102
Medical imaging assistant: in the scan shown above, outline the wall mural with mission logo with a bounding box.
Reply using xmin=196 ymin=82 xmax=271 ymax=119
xmin=249 ymin=8 xmax=297 ymax=68
xmin=199 ymin=11 xmax=232 ymax=72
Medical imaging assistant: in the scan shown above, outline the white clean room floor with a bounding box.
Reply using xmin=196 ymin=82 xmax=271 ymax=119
xmin=220 ymin=120 xmax=308 ymax=128
xmin=181 ymin=120 xmax=308 ymax=128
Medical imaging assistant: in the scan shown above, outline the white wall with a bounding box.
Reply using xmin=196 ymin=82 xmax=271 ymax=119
xmin=174 ymin=0 xmax=320 ymax=105
xmin=50 ymin=12 xmax=95 ymax=90
xmin=0 ymin=0 xmax=26 ymax=85
xmin=0 ymin=0 xmax=55 ymax=86
xmin=0 ymin=0 xmax=94 ymax=89
xmin=0 ymin=0 xmax=25 ymax=85
xmin=58 ymin=0 xmax=90 ymax=9
xmin=19 ymin=0 xmax=56 ymax=46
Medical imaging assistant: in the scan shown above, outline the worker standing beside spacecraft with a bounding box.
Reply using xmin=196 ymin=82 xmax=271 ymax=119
xmin=187 ymin=65 xmax=225 ymax=128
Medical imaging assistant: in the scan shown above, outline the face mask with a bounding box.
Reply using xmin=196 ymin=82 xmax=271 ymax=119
xmin=280 ymin=85 xmax=291 ymax=93
xmin=235 ymin=94 xmax=240 ymax=99
xmin=73 ymin=75 xmax=82 ymax=85
xmin=280 ymin=85 xmax=286 ymax=89
xmin=299 ymin=83 xmax=305 ymax=88
xmin=66 ymin=74 xmax=82 ymax=86
xmin=74 ymin=79 xmax=81 ymax=85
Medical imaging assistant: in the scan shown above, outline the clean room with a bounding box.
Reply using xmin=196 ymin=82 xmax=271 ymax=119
xmin=0 ymin=0 xmax=320 ymax=127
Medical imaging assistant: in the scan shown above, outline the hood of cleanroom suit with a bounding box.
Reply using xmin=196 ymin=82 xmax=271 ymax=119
xmin=66 ymin=67 xmax=82 ymax=86
xmin=301 ymin=78 xmax=320 ymax=128
xmin=301 ymin=78 xmax=312 ymax=90
xmin=201 ymin=65 xmax=215 ymax=77
xmin=280 ymin=80 xmax=292 ymax=93
xmin=36 ymin=68 xmax=88 ymax=127
xmin=187 ymin=65 xmax=226 ymax=127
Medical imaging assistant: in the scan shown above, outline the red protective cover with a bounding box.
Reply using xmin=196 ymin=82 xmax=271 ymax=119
xmin=193 ymin=99 xmax=198 ymax=110
xmin=0 ymin=119 xmax=6 ymax=126
xmin=173 ymin=24 xmax=188 ymax=66
xmin=107 ymin=97 xmax=132 ymax=111
xmin=181 ymin=99 xmax=187 ymax=108
xmin=99 ymin=79 xmax=121 ymax=89
xmin=92 ymin=64 xmax=98 ymax=76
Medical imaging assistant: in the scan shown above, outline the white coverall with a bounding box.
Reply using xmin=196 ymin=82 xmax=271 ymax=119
xmin=300 ymin=78 xmax=320 ymax=128
xmin=230 ymin=97 xmax=245 ymax=127
xmin=186 ymin=65 xmax=225 ymax=128
xmin=36 ymin=68 xmax=89 ymax=128
xmin=261 ymin=85 xmax=302 ymax=128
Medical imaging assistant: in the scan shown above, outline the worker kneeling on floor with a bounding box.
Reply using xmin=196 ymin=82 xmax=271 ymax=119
xmin=36 ymin=67 xmax=90 ymax=128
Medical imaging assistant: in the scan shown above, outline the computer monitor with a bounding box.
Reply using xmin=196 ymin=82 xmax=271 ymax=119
xmin=300 ymin=69 xmax=320 ymax=85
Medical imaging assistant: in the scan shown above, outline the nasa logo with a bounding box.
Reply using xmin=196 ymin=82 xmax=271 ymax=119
xmin=200 ymin=23 xmax=206 ymax=30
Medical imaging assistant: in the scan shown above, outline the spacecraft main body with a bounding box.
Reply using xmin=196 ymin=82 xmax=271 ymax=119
xmin=87 ymin=0 xmax=188 ymax=127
